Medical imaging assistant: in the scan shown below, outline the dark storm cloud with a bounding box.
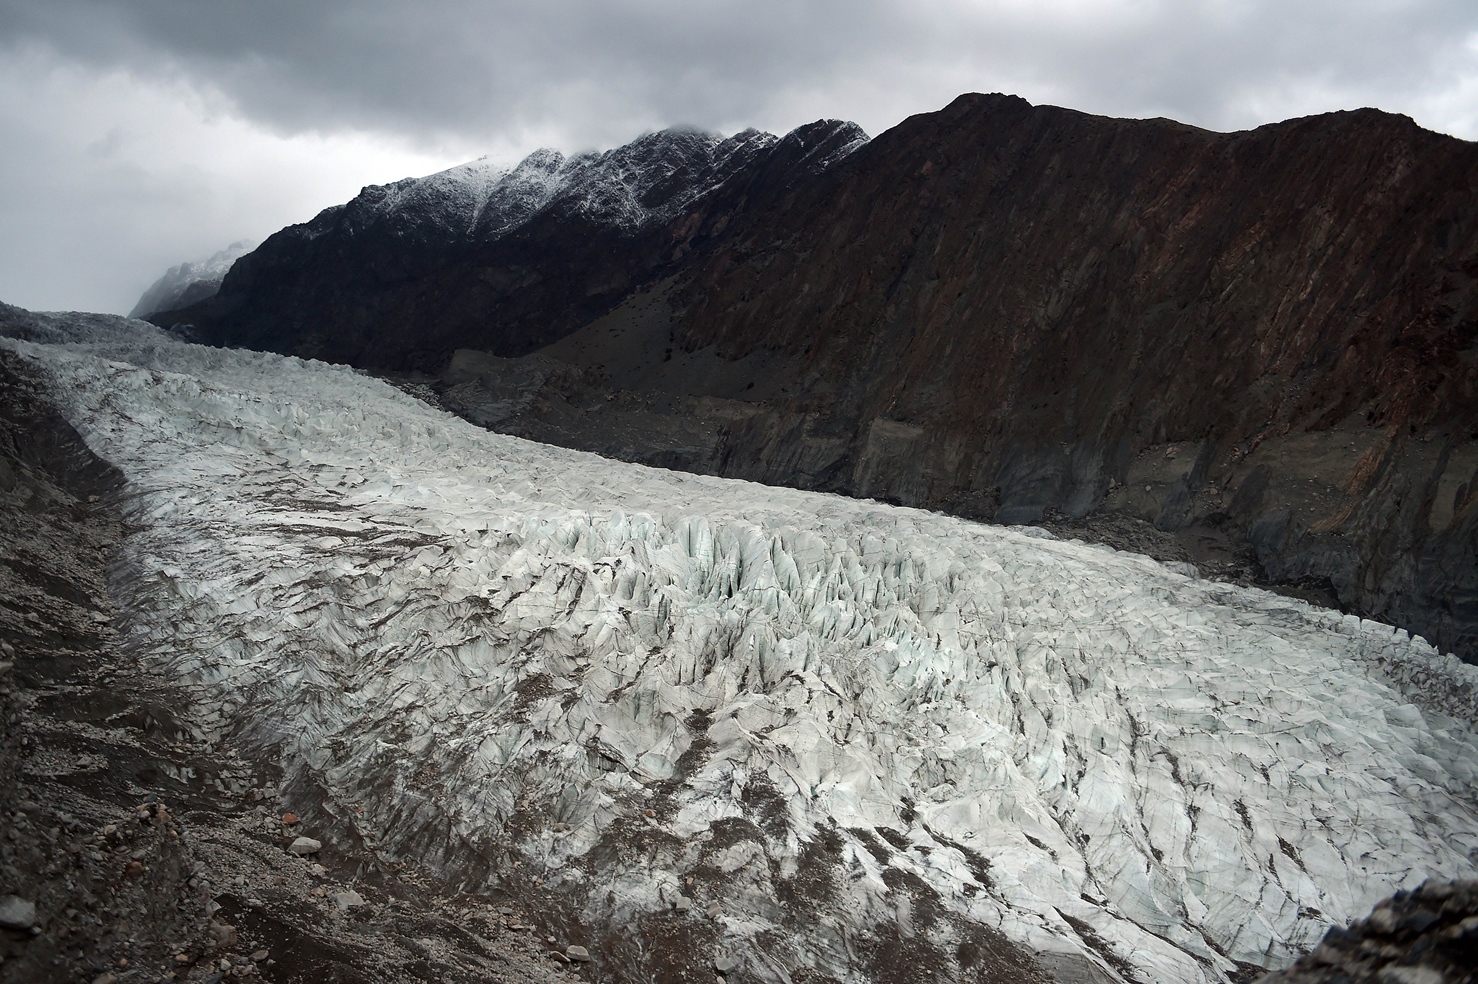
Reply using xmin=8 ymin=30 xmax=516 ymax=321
xmin=6 ymin=0 xmax=1477 ymax=145
xmin=1 ymin=0 xmax=898 ymax=146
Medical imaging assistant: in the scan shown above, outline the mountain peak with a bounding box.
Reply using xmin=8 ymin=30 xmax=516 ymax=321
xmin=289 ymin=120 xmax=868 ymax=248
xmin=129 ymin=240 xmax=256 ymax=320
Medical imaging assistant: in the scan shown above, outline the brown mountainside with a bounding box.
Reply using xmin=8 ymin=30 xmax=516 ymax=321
xmin=676 ymin=94 xmax=1478 ymax=491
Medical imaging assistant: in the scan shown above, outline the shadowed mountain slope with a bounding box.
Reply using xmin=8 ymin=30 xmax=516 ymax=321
xmin=166 ymin=120 xmax=866 ymax=369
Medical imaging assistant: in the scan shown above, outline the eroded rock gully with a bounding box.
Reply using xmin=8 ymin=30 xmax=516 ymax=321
xmin=158 ymin=94 xmax=1478 ymax=663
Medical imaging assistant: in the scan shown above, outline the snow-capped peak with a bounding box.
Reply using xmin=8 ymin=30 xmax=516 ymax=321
xmin=128 ymin=240 xmax=257 ymax=319
xmin=344 ymin=156 xmax=511 ymax=238
xmin=286 ymin=120 xmax=868 ymax=248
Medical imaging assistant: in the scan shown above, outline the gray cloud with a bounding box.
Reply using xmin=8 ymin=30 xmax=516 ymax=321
xmin=8 ymin=1 xmax=1478 ymax=143
xmin=1 ymin=0 xmax=1476 ymax=312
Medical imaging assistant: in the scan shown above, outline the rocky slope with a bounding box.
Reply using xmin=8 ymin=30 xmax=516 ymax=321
xmin=661 ymin=94 xmax=1478 ymax=664
xmin=154 ymin=95 xmax=1478 ymax=663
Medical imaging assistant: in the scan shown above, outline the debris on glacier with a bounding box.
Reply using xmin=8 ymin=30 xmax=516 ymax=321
xmin=4 ymin=312 xmax=1477 ymax=984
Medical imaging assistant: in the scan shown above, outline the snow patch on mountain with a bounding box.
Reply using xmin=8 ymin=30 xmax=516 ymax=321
xmin=129 ymin=240 xmax=256 ymax=319
xmin=523 ymin=126 xmax=781 ymax=231
xmin=4 ymin=314 xmax=1476 ymax=984
xmin=340 ymin=156 xmax=511 ymax=239
xmin=287 ymin=121 xmax=864 ymax=247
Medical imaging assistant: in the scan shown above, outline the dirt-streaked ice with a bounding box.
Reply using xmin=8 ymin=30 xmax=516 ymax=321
xmin=5 ymin=316 xmax=1477 ymax=984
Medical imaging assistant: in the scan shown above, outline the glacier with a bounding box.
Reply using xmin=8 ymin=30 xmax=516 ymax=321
xmin=3 ymin=313 xmax=1477 ymax=984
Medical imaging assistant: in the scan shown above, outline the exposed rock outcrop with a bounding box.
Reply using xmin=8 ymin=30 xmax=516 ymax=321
xmin=1255 ymin=880 xmax=1478 ymax=983
xmin=155 ymin=95 xmax=1478 ymax=662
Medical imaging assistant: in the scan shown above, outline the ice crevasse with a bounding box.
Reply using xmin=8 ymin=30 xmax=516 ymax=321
xmin=5 ymin=316 xmax=1478 ymax=984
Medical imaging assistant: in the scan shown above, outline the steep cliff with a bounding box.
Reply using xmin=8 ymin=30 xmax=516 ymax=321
xmin=156 ymin=94 xmax=1478 ymax=661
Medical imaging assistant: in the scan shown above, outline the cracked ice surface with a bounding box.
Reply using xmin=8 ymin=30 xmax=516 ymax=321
xmin=6 ymin=317 xmax=1478 ymax=984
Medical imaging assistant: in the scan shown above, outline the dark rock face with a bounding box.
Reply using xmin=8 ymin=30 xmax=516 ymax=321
xmin=162 ymin=121 xmax=867 ymax=370
xmin=1254 ymin=880 xmax=1478 ymax=983
xmin=665 ymin=94 xmax=1478 ymax=661
xmin=157 ymin=94 xmax=1478 ymax=662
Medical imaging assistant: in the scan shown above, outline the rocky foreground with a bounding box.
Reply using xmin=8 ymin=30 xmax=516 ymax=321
xmin=1255 ymin=880 xmax=1478 ymax=984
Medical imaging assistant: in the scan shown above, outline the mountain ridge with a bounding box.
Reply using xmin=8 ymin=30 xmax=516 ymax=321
xmin=178 ymin=118 xmax=868 ymax=366
xmin=128 ymin=239 xmax=256 ymax=320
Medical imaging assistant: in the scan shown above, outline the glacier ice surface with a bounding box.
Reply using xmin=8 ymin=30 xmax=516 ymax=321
xmin=4 ymin=315 xmax=1477 ymax=984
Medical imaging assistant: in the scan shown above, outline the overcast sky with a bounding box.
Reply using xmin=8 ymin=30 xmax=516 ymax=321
xmin=2 ymin=0 xmax=1476 ymax=314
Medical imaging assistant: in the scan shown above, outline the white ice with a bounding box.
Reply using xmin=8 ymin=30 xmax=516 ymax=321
xmin=6 ymin=317 xmax=1477 ymax=984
